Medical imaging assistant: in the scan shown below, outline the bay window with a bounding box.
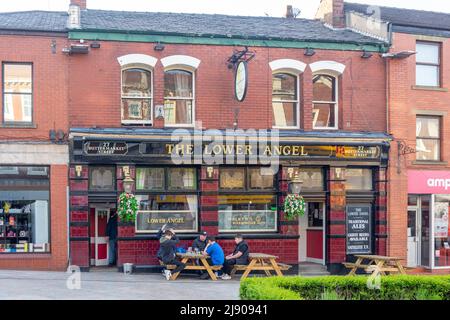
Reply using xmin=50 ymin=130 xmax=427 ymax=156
xmin=3 ymin=63 xmax=32 ymax=124
xmin=0 ymin=166 xmax=50 ymax=253
xmin=121 ymin=68 xmax=152 ymax=124
xmin=164 ymin=69 xmax=194 ymax=126
xmin=416 ymin=116 xmax=441 ymax=161
xmin=272 ymin=73 xmax=298 ymax=128
xmin=313 ymin=74 xmax=337 ymax=129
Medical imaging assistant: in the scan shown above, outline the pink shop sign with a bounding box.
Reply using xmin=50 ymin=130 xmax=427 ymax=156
xmin=408 ymin=170 xmax=450 ymax=194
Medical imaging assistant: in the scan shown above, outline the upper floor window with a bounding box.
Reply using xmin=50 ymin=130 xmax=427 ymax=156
xmin=121 ymin=68 xmax=152 ymax=125
xmin=416 ymin=116 xmax=441 ymax=161
xmin=313 ymin=74 xmax=337 ymax=129
xmin=416 ymin=42 xmax=440 ymax=87
xmin=272 ymin=73 xmax=299 ymax=128
xmin=3 ymin=63 xmax=32 ymax=124
xmin=164 ymin=69 xmax=194 ymax=126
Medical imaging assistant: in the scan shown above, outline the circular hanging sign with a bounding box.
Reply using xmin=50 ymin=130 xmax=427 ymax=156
xmin=234 ymin=61 xmax=248 ymax=102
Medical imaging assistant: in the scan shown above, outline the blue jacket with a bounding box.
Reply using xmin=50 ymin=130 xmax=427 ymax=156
xmin=206 ymin=242 xmax=225 ymax=266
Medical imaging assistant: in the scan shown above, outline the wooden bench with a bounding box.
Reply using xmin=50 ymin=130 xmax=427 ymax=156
xmin=165 ymin=264 xmax=222 ymax=271
xmin=230 ymin=263 xmax=292 ymax=276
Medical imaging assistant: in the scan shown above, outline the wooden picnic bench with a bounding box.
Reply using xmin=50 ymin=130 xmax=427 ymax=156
xmin=230 ymin=253 xmax=291 ymax=280
xmin=343 ymin=255 xmax=407 ymax=276
xmin=162 ymin=252 xmax=221 ymax=280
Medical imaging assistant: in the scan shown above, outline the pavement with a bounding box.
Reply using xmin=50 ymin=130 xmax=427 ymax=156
xmin=0 ymin=269 xmax=241 ymax=300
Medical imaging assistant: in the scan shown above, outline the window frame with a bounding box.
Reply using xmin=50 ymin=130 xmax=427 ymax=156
xmin=416 ymin=41 xmax=441 ymax=88
xmin=416 ymin=115 xmax=441 ymax=161
xmin=163 ymin=68 xmax=195 ymax=128
xmin=2 ymin=62 xmax=33 ymax=125
xmin=312 ymin=73 xmax=339 ymax=130
xmin=272 ymin=72 xmax=300 ymax=129
xmin=88 ymin=166 xmax=116 ymax=192
xmin=345 ymin=167 xmax=374 ymax=192
xmin=120 ymin=66 xmax=153 ymax=126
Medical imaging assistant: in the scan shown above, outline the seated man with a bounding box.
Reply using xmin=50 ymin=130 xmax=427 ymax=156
xmin=221 ymin=234 xmax=249 ymax=280
xmin=192 ymin=231 xmax=208 ymax=252
xmin=201 ymin=236 xmax=224 ymax=279
xmin=159 ymin=229 xmax=186 ymax=280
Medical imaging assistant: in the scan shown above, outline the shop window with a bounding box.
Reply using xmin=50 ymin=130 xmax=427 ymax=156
xmin=345 ymin=168 xmax=373 ymax=191
xmin=135 ymin=194 xmax=198 ymax=233
xmin=168 ymin=168 xmax=196 ymax=190
xmin=121 ymin=68 xmax=152 ymax=125
xmin=136 ymin=168 xmax=165 ymax=191
xmin=218 ymin=195 xmax=277 ymax=232
xmin=416 ymin=41 xmax=440 ymax=87
xmin=433 ymin=195 xmax=450 ymax=268
xmin=313 ymin=74 xmax=337 ymax=129
xmin=272 ymin=73 xmax=298 ymax=128
xmin=164 ymin=69 xmax=194 ymax=126
xmin=3 ymin=63 xmax=32 ymax=124
xmin=0 ymin=166 xmax=50 ymax=253
xmin=416 ymin=116 xmax=440 ymax=161
xmin=89 ymin=167 xmax=115 ymax=191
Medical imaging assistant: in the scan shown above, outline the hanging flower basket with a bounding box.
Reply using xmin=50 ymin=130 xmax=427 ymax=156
xmin=283 ymin=194 xmax=306 ymax=220
xmin=118 ymin=192 xmax=138 ymax=223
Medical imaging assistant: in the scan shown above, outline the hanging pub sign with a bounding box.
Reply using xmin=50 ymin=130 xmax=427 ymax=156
xmin=234 ymin=61 xmax=248 ymax=102
xmin=84 ymin=141 xmax=128 ymax=155
xmin=346 ymin=204 xmax=372 ymax=254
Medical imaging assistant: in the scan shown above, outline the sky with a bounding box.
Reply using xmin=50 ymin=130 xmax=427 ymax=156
xmin=0 ymin=0 xmax=449 ymax=18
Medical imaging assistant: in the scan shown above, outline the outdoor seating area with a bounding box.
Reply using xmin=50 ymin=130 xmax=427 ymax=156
xmin=343 ymin=255 xmax=407 ymax=276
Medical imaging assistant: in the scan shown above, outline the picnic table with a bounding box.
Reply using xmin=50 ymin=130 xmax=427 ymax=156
xmin=167 ymin=252 xmax=221 ymax=281
xmin=230 ymin=253 xmax=291 ymax=280
xmin=343 ymin=255 xmax=407 ymax=276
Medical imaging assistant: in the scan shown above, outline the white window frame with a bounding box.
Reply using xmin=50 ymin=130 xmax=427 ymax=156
xmin=120 ymin=66 xmax=154 ymax=125
xmin=312 ymin=73 xmax=339 ymax=130
xmin=3 ymin=63 xmax=33 ymax=124
xmin=0 ymin=166 xmax=19 ymax=174
xmin=26 ymin=167 xmax=48 ymax=176
xmin=271 ymin=72 xmax=300 ymax=129
xmin=416 ymin=41 xmax=441 ymax=88
xmin=163 ymin=69 xmax=196 ymax=128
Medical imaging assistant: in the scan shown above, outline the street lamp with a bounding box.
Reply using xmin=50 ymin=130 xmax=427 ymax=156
xmin=288 ymin=171 xmax=303 ymax=195
xmin=123 ymin=174 xmax=135 ymax=194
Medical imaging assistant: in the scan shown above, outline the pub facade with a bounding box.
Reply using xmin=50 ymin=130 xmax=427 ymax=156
xmin=65 ymin=1 xmax=391 ymax=274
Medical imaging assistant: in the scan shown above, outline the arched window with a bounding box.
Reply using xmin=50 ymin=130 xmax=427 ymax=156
xmin=272 ymin=73 xmax=299 ymax=128
xmin=312 ymin=74 xmax=337 ymax=129
xmin=121 ymin=67 xmax=152 ymax=124
xmin=164 ymin=69 xmax=194 ymax=126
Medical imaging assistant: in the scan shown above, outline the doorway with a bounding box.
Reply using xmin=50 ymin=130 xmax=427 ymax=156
xmin=90 ymin=207 xmax=110 ymax=267
xmin=299 ymin=202 xmax=325 ymax=265
xmin=407 ymin=207 xmax=420 ymax=268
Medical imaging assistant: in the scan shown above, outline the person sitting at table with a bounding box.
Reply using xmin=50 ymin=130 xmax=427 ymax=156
xmin=192 ymin=231 xmax=208 ymax=252
xmin=159 ymin=229 xmax=186 ymax=281
xmin=221 ymin=234 xmax=249 ymax=280
xmin=200 ymin=236 xmax=224 ymax=280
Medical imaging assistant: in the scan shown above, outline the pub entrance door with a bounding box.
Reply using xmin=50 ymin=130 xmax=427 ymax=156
xmin=89 ymin=207 xmax=110 ymax=267
xmin=299 ymin=202 xmax=326 ymax=265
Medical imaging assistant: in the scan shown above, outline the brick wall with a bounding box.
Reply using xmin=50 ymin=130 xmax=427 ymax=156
xmin=68 ymin=41 xmax=386 ymax=132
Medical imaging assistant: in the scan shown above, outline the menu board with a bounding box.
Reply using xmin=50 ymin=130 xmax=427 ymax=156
xmin=346 ymin=204 xmax=372 ymax=254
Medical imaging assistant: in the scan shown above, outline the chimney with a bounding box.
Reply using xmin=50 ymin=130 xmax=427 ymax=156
xmin=70 ymin=0 xmax=87 ymax=10
xmin=68 ymin=3 xmax=81 ymax=29
xmin=286 ymin=5 xmax=294 ymax=18
xmin=315 ymin=0 xmax=345 ymax=28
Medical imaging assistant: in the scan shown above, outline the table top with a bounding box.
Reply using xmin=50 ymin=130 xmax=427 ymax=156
xmin=176 ymin=252 xmax=208 ymax=259
xmin=355 ymin=255 xmax=402 ymax=261
xmin=249 ymin=253 xmax=279 ymax=259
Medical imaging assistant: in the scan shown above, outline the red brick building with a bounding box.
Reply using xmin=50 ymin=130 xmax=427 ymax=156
xmin=0 ymin=11 xmax=69 ymax=269
xmin=342 ymin=2 xmax=450 ymax=272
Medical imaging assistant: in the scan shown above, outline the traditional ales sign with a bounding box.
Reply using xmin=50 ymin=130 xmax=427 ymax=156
xmin=346 ymin=204 xmax=372 ymax=254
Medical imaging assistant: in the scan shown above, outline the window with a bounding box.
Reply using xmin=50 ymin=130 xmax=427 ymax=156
xmin=3 ymin=63 xmax=32 ymax=124
xmin=89 ymin=167 xmax=115 ymax=191
xmin=313 ymin=74 xmax=337 ymax=129
xmin=164 ymin=70 xmax=194 ymax=126
xmin=433 ymin=195 xmax=450 ymax=268
xmin=272 ymin=73 xmax=298 ymax=128
xmin=0 ymin=166 xmax=50 ymax=253
xmin=416 ymin=116 xmax=440 ymax=161
xmin=135 ymin=194 xmax=198 ymax=233
xmin=283 ymin=167 xmax=324 ymax=191
xmin=168 ymin=168 xmax=196 ymax=190
xmin=416 ymin=42 xmax=440 ymax=87
xmin=136 ymin=168 xmax=165 ymax=191
xmin=219 ymin=167 xmax=277 ymax=233
xmin=345 ymin=168 xmax=373 ymax=191
xmin=121 ymin=68 xmax=152 ymax=124
xmin=136 ymin=167 xmax=197 ymax=191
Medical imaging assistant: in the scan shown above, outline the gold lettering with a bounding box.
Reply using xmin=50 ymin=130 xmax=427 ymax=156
xmin=236 ymin=145 xmax=244 ymax=155
xmin=300 ymin=146 xmax=308 ymax=156
xmin=283 ymin=146 xmax=291 ymax=155
xmin=264 ymin=146 xmax=272 ymax=156
xmin=292 ymin=146 xmax=300 ymax=156
xmin=246 ymin=145 xmax=253 ymax=155
xmin=224 ymin=145 xmax=234 ymax=155
xmin=166 ymin=144 xmax=174 ymax=154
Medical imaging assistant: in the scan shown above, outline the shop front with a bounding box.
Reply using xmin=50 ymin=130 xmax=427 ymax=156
xmin=407 ymin=170 xmax=450 ymax=270
xmin=68 ymin=129 xmax=390 ymax=274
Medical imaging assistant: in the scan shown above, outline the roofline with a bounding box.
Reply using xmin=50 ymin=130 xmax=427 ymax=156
xmin=0 ymin=28 xmax=67 ymax=36
xmin=69 ymin=30 xmax=389 ymax=52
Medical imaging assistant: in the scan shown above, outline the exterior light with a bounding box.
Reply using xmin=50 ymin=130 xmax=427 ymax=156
xmin=304 ymin=48 xmax=315 ymax=56
xmin=122 ymin=174 xmax=134 ymax=194
xmin=154 ymin=42 xmax=165 ymax=51
xmin=288 ymin=171 xmax=303 ymax=194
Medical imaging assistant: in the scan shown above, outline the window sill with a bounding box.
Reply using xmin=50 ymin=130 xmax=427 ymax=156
xmin=273 ymin=126 xmax=301 ymax=130
xmin=411 ymin=86 xmax=448 ymax=92
xmin=412 ymin=160 xmax=448 ymax=166
xmin=0 ymin=123 xmax=37 ymax=129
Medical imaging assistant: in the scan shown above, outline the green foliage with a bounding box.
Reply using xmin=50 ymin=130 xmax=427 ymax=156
xmin=118 ymin=192 xmax=138 ymax=223
xmin=240 ymin=275 xmax=450 ymax=300
xmin=283 ymin=194 xmax=306 ymax=220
